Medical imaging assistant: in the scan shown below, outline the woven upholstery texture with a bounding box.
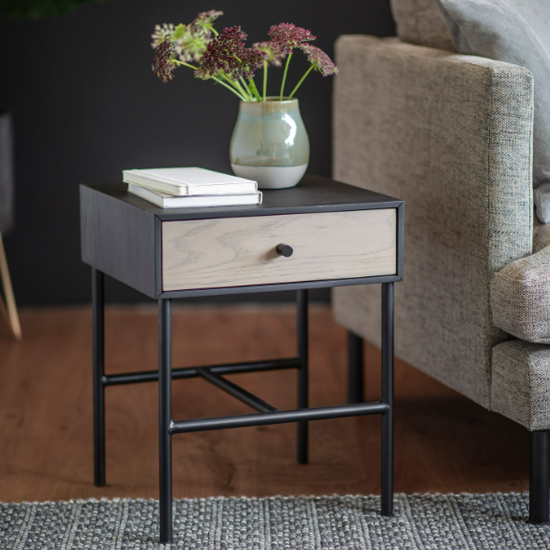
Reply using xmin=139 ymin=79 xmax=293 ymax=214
xmin=492 ymin=340 xmax=550 ymax=431
xmin=390 ymin=0 xmax=456 ymax=51
xmin=332 ymin=36 xmax=533 ymax=408
xmin=534 ymin=216 xmax=550 ymax=253
xmin=491 ymin=246 xmax=550 ymax=344
xmin=435 ymin=0 xmax=550 ymax=224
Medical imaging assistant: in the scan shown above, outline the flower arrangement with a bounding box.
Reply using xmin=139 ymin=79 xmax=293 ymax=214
xmin=152 ymin=10 xmax=338 ymax=102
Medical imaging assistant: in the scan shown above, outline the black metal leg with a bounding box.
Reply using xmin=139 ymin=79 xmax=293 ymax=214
xmin=348 ymin=332 xmax=364 ymax=404
xmin=159 ymin=299 xmax=173 ymax=544
xmin=297 ymin=289 xmax=309 ymax=464
xmin=93 ymin=279 xmax=396 ymax=538
xmin=92 ymin=268 xmax=106 ymax=487
xmin=381 ymin=283 xmax=394 ymax=516
xmin=530 ymin=430 xmax=550 ymax=523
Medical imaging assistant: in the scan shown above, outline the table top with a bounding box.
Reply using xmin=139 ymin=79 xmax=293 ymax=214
xmin=83 ymin=174 xmax=403 ymax=221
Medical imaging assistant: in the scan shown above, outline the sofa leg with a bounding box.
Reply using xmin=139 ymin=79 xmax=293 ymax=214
xmin=348 ymin=332 xmax=364 ymax=403
xmin=530 ymin=430 xmax=550 ymax=523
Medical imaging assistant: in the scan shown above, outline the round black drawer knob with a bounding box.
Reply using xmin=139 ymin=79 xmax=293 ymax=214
xmin=276 ymin=243 xmax=293 ymax=257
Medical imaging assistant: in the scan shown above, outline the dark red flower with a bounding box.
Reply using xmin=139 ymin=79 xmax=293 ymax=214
xmin=240 ymin=48 xmax=269 ymax=79
xmin=299 ymin=44 xmax=338 ymax=76
xmin=253 ymin=41 xmax=288 ymax=67
xmin=196 ymin=26 xmax=246 ymax=79
xmin=197 ymin=26 xmax=267 ymax=81
xmin=188 ymin=9 xmax=223 ymax=36
xmin=268 ymin=23 xmax=316 ymax=54
xmin=153 ymin=38 xmax=178 ymax=83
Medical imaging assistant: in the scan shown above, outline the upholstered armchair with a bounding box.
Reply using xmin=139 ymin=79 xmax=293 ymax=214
xmin=332 ymin=0 xmax=550 ymax=522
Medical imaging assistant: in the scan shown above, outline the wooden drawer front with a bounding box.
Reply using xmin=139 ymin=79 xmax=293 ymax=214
xmin=162 ymin=210 xmax=397 ymax=291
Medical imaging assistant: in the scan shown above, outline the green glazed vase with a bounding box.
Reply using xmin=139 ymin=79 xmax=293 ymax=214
xmin=230 ymin=97 xmax=309 ymax=189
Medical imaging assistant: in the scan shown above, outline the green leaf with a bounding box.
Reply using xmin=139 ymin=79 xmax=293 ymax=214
xmin=172 ymin=23 xmax=186 ymax=41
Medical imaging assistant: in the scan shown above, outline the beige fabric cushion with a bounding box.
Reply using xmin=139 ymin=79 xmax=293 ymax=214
xmin=491 ymin=246 xmax=550 ymax=344
xmin=390 ymin=0 xmax=456 ymax=51
xmin=492 ymin=340 xmax=550 ymax=431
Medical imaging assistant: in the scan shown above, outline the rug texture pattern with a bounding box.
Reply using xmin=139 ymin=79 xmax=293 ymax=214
xmin=1 ymin=493 xmax=550 ymax=549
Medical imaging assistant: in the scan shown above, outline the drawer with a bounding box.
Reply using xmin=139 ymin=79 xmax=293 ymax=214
xmin=162 ymin=209 xmax=397 ymax=291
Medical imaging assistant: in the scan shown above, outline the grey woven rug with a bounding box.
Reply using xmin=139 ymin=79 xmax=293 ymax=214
xmin=2 ymin=493 xmax=550 ymax=549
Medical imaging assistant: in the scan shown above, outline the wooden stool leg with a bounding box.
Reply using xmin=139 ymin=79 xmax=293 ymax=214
xmin=0 ymin=290 xmax=9 ymax=327
xmin=0 ymin=233 xmax=21 ymax=340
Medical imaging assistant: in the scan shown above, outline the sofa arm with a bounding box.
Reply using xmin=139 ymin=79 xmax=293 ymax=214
xmin=334 ymin=35 xmax=534 ymax=272
xmin=491 ymin=246 xmax=550 ymax=344
xmin=332 ymin=36 xmax=534 ymax=407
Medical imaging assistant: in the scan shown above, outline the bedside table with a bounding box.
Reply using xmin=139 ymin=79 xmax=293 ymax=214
xmin=80 ymin=174 xmax=404 ymax=544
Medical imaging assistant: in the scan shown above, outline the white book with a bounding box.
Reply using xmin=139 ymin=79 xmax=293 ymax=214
xmin=127 ymin=183 xmax=262 ymax=208
xmin=123 ymin=167 xmax=258 ymax=196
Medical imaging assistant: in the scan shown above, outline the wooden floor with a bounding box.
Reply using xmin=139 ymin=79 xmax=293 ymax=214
xmin=0 ymin=305 xmax=530 ymax=503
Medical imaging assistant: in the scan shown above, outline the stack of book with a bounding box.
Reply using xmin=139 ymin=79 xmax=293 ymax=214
xmin=123 ymin=167 xmax=262 ymax=208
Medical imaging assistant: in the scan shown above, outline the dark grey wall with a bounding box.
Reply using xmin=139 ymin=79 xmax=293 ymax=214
xmin=0 ymin=0 xmax=395 ymax=305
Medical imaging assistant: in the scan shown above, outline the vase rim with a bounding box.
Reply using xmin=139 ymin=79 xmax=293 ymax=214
xmin=239 ymin=96 xmax=298 ymax=104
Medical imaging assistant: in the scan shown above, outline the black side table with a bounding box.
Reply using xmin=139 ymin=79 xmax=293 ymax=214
xmin=80 ymin=174 xmax=404 ymax=544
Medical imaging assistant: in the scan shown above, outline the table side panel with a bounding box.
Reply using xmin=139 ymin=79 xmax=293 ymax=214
xmin=80 ymin=185 xmax=157 ymax=298
xmin=162 ymin=209 xmax=397 ymax=291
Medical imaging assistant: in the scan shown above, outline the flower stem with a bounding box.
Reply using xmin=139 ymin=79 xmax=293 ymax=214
xmin=279 ymin=51 xmax=293 ymax=101
xmin=288 ymin=63 xmax=316 ymax=99
xmin=263 ymin=61 xmax=267 ymax=102
xmin=173 ymin=60 xmax=248 ymax=101
xmin=213 ymin=76 xmax=248 ymax=101
xmin=233 ymin=77 xmax=253 ymax=101
xmin=247 ymin=78 xmax=262 ymax=101
xmin=239 ymin=76 xmax=258 ymax=101
xmin=174 ymin=61 xmax=198 ymax=70
xmin=223 ymin=75 xmax=252 ymax=101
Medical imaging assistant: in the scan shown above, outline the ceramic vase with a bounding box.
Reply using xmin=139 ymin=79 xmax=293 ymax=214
xmin=230 ymin=97 xmax=309 ymax=190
